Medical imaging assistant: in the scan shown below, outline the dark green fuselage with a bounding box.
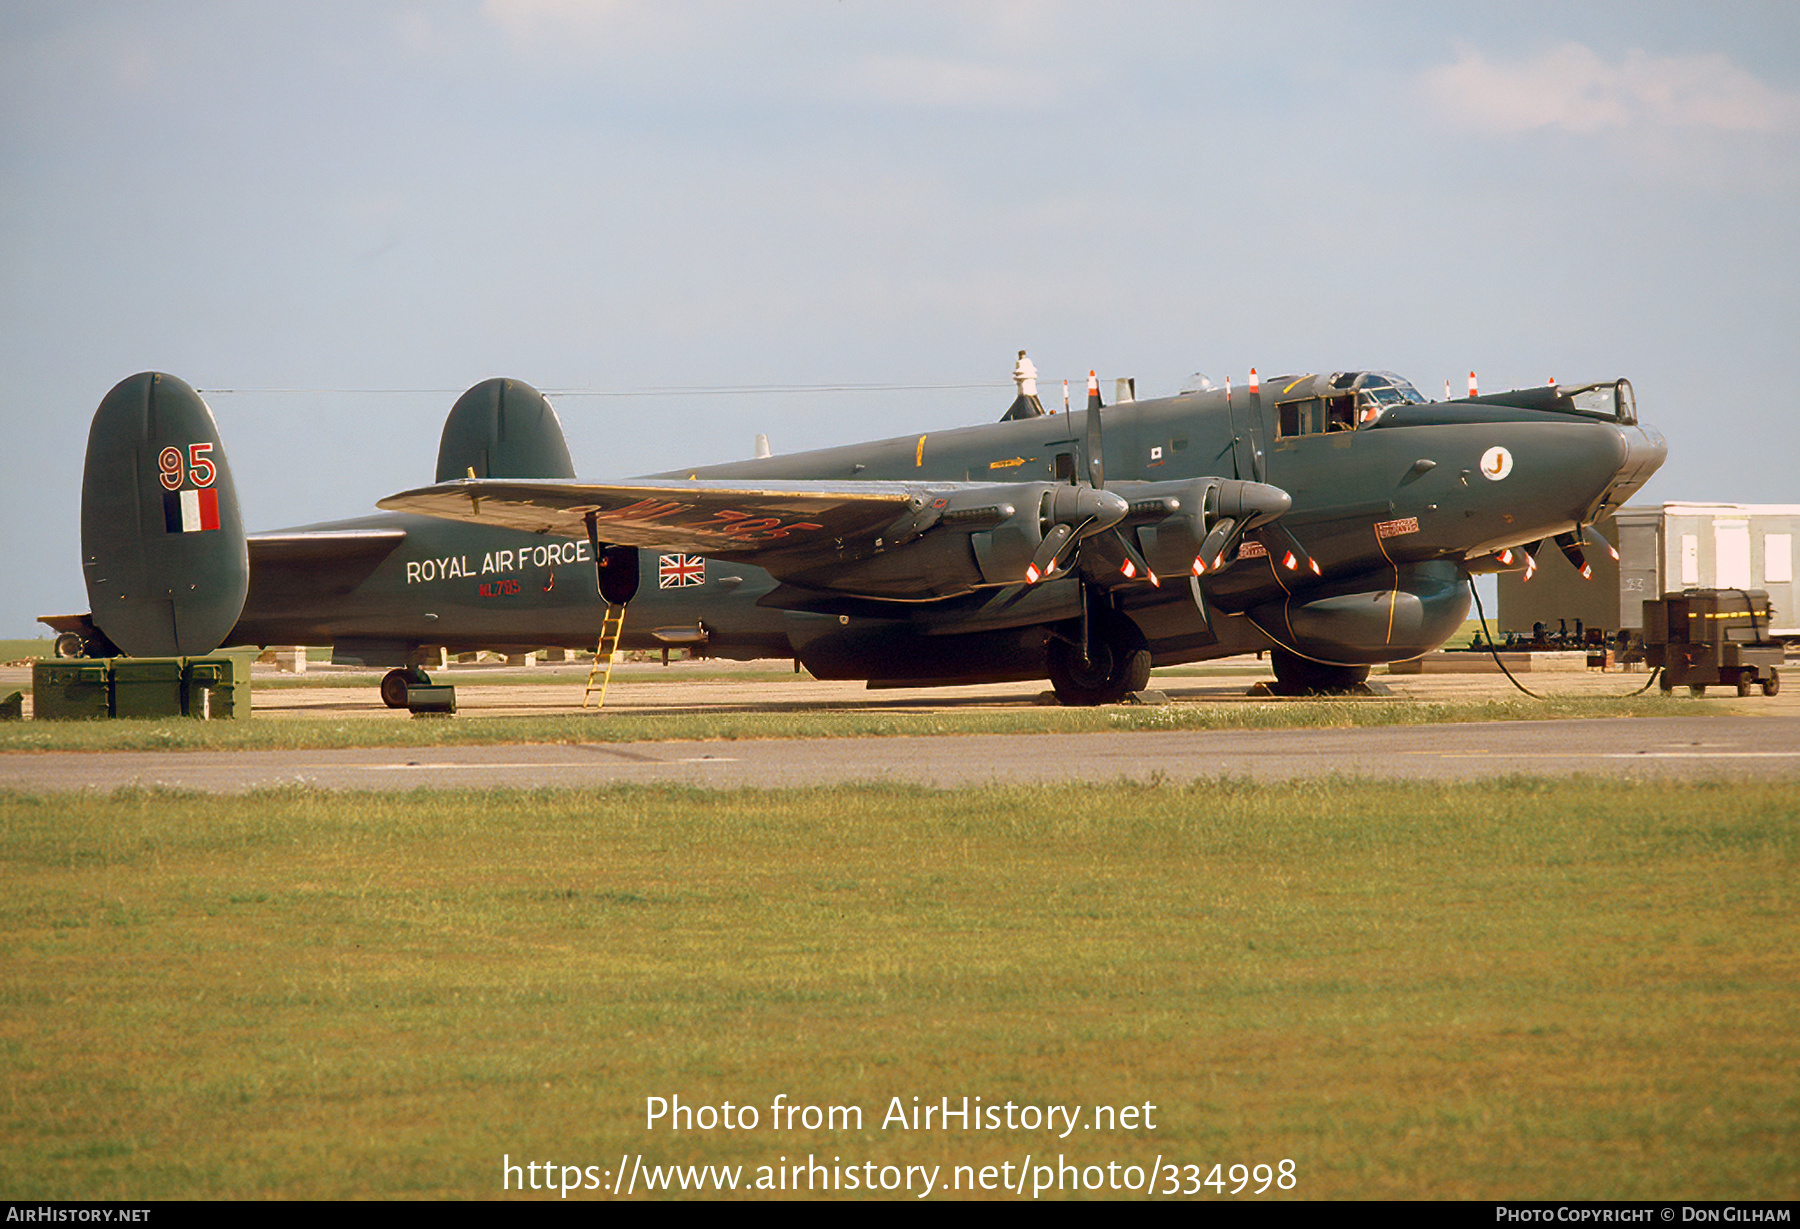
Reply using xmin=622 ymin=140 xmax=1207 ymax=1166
xmin=217 ymin=372 xmax=1662 ymax=687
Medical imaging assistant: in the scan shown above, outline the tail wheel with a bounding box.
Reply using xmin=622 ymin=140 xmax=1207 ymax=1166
xmin=1047 ymin=608 xmax=1151 ymax=706
xmin=1269 ymin=645 xmax=1371 ymax=695
xmin=380 ymin=669 xmax=411 ymax=709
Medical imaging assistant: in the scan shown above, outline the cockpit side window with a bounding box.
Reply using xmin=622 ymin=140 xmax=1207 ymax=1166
xmin=1278 ymin=372 xmax=1425 ymax=437
xmin=1277 ymin=398 xmax=1320 ymax=438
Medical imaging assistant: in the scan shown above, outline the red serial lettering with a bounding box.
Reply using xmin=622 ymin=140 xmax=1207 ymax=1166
xmin=594 ymin=499 xmax=694 ymax=524
xmin=479 ymin=579 xmax=522 ymax=598
xmin=593 ymin=501 xmax=824 ymax=543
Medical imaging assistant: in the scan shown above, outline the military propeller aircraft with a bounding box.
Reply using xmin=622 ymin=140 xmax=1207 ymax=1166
xmin=51 ymin=355 xmax=1666 ymax=705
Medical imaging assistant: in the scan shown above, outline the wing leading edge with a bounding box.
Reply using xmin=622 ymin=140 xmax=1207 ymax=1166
xmin=377 ymin=478 xmax=922 ymax=561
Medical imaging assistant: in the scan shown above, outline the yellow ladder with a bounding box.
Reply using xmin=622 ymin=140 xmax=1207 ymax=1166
xmin=583 ymin=604 xmax=628 ymax=708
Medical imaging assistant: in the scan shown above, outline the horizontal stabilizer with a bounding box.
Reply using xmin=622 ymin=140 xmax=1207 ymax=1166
xmin=247 ymin=528 xmax=408 ymax=565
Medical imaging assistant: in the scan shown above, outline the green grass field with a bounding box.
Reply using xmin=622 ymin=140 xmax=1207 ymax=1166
xmin=2 ymin=778 xmax=1793 ymax=1200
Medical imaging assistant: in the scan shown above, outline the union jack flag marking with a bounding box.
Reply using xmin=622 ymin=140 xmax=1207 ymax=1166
xmin=658 ymin=554 xmax=706 ymax=588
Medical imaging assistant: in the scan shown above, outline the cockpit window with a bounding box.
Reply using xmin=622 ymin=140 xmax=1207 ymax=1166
xmin=1280 ymin=371 xmax=1424 ymax=437
xmin=1361 ymin=372 xmax=1426 ymax=404
xmin=1566 ymin=380 xmax=1636 ymax=424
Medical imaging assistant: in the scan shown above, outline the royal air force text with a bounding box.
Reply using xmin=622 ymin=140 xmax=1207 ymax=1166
xmin=405 ymin=540 xmax=590 ymax=585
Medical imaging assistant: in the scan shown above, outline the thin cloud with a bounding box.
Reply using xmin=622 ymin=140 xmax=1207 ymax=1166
xmin=830 ymin=53 xmax=1063 ymax=110
xmin=478 ymin=0 xmax=683 ymax=56
xmin=1424 ymin=42 xmax=1800 ymax=136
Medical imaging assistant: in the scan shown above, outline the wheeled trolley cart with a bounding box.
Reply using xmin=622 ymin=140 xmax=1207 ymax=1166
xmin=1642 ymin=589 xmax=1783 ymax=696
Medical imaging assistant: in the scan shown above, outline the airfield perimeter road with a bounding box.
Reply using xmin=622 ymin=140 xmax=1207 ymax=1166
xmin=2 ymin=656 xmax=1796 ymax=792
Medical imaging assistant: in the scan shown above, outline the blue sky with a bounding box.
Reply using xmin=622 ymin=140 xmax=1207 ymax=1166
xmin=4 ymin=1 xmax=1796 ymax=636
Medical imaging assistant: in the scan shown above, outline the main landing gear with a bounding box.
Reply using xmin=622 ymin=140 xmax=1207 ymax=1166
xmin=1047 ymin=606 xmax=1151 ymax=706
xmin=380 ymin=665 xmax=433 ymax=709
xmin=1268 ymin=646 xmax=1371 ymax=696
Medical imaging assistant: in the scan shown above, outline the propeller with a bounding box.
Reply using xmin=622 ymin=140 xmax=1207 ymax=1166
xmin=1502 ymin=524 xmax=1618 ymax=581
xmin=1022 ymin=368 xmax=1293 ymax=588
xmin=1023 ymin=484 xmax=1129 ymax=583
xmin=1024 ymin=372 xmax=1168 ymax=587
xmin=1191 ymin=480 xmax=1294 ymax=574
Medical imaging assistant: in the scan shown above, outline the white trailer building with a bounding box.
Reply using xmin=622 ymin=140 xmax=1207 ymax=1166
xmin=1614 ymin=503 xmax=1799 ymax=636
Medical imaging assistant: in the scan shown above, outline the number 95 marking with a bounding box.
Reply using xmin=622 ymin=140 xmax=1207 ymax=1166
xmin=158 ymin=442 xmax=216 ymax=491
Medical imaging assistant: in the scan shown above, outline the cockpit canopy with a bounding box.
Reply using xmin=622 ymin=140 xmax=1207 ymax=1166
xmin=1273 ymin=371 xmax=1426 ymax=439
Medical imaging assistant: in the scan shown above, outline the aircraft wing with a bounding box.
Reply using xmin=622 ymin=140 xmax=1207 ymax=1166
xmin=382 ymin=473 xmax=1293 ymax=603
xmin=377 ymin=478 xmax=920 ymax=561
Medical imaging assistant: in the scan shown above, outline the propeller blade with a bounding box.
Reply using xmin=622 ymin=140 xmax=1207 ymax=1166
xmin=1578 ymin=523 xmax=1621 ymax=561
xmin=1258 ymin=522 xmax=1322 ymax=576
xmin=1026 ymin=523 xmax=1073 ymax=583
xmin=1196 ymin=517 xmax=1237 ymax=573
xmin=1084 ymin=370 xmax=1104 ymax=489
xmin=1086 ymin=527 xmax=1159 ymax=587
xmin=1518 ymin=539 xmax=1544 ymax=581
xmin=1554 ymin=531 xmax=1592 ymax=579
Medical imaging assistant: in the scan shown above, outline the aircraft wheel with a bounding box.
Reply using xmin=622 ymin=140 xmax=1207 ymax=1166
xmin=1269 ymin=646 xmax=1371 ymax=696
xmin=380 ymin=669 xmax=412 ymax=709
xmin=53 ymin=632 xmax=86 ymax=659
xmin=1047 ymin=610 xmax=1150 ymax=706
xmin=1764 ymin=669 xmax=1781 ymax=697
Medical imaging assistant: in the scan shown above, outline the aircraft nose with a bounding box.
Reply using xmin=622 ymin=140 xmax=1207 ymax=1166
xmin=1600 ymin=421 xmax=1667 ymax=511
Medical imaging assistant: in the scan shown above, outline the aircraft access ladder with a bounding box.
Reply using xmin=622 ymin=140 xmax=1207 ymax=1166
xmin=583 ymin=603 xmax=628 ymax=709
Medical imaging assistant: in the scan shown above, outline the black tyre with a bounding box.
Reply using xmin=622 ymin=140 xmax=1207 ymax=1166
xmin=1269 ymin=646 xmax=1371 ymax=695
xmin=1764 ymin=669 xmax=1781 ymax=697
xmin=380 ymin=669 xmax=411 ymax=709
xmin=1047 ymin=610 xmax=1151 ymax=706
xmin=1736 ymin=673 xmax=1754 ymax=697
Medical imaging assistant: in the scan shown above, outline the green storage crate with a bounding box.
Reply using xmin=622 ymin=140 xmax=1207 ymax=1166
xmin=31 ymin=661 xmax=111 ymax=720
xmin=406 ymin=683 xmax=456 ymax=715
xmin=110 ymin=658 xmax=186 ymax=719
xmin=184 ymin=655 xmax=248 ymax=720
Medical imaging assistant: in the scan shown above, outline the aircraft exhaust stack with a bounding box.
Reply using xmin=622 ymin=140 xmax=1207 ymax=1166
xmin=80 ymin=373 xmax=248 ymax=657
